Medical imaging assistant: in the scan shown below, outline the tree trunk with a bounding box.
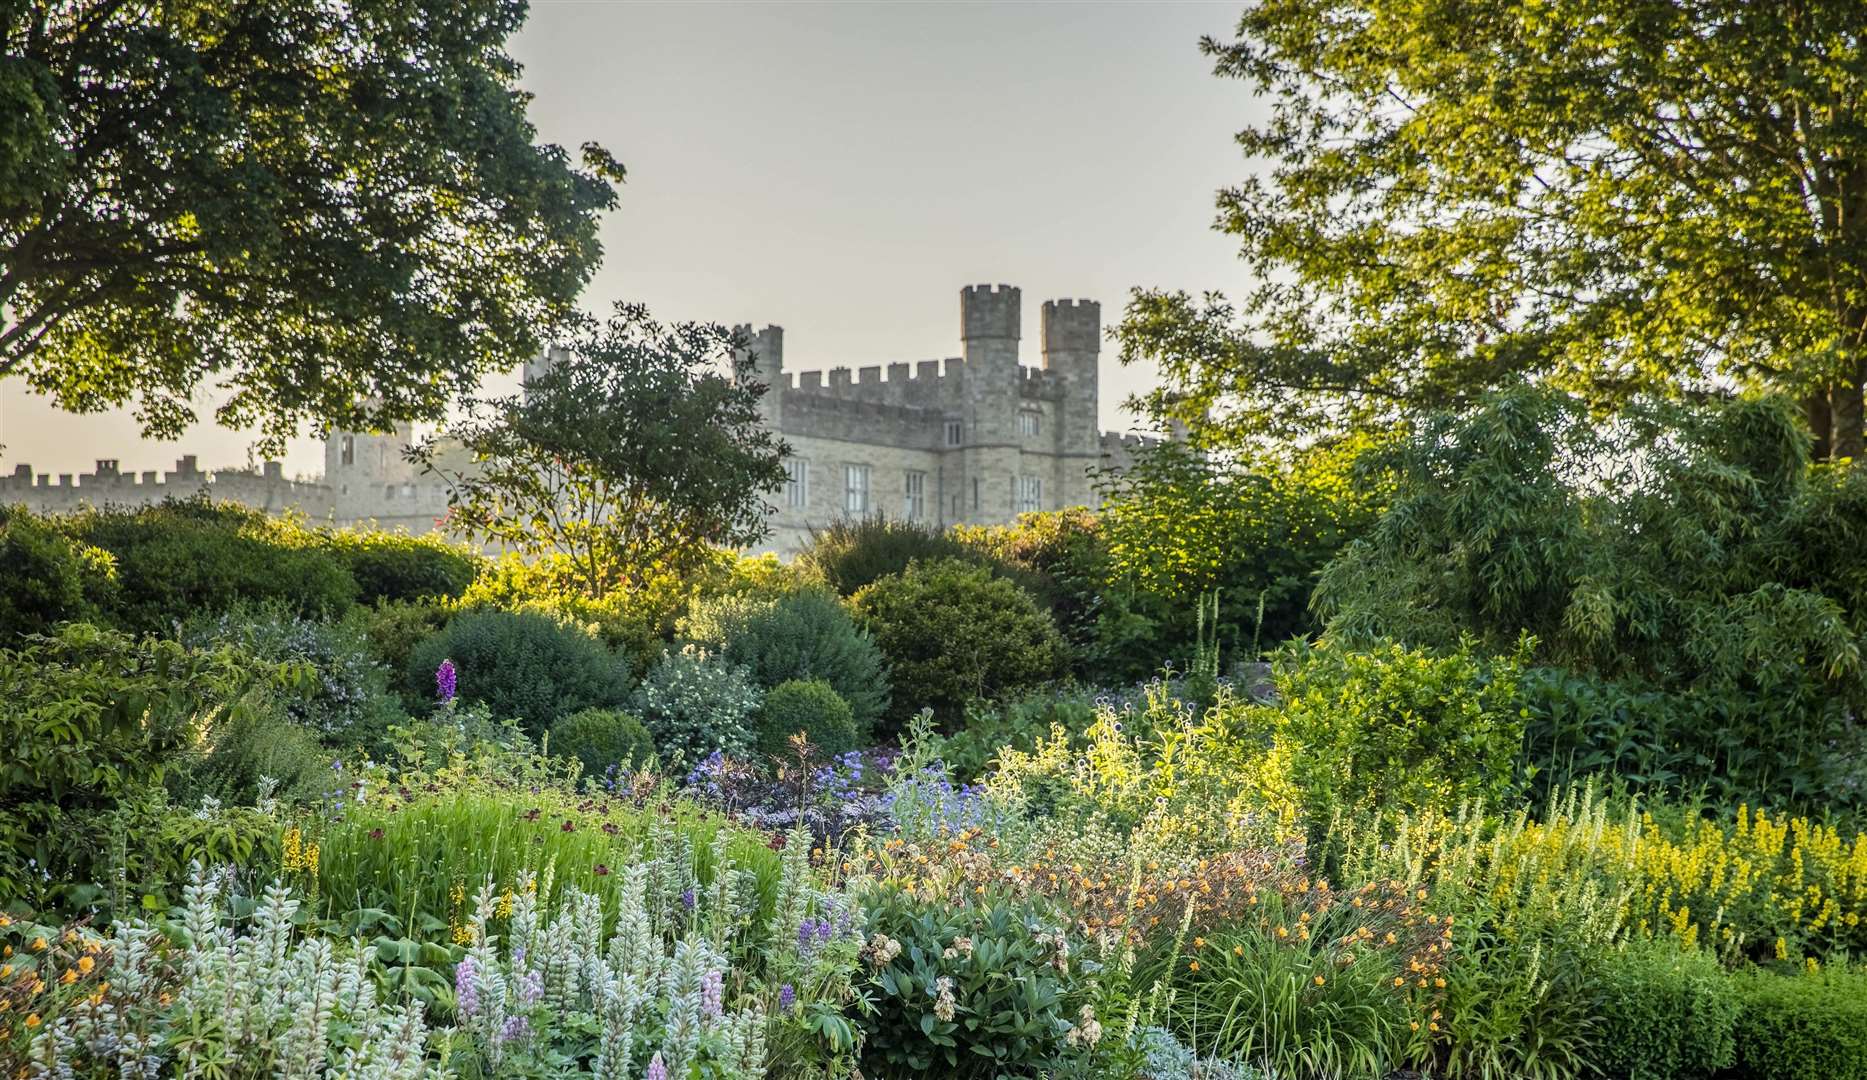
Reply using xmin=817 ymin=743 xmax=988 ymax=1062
xmin=1834 ymin=368 xmax=1865 ymax=462
xmin=1806 ymin=390 xmax=1834 ymax=461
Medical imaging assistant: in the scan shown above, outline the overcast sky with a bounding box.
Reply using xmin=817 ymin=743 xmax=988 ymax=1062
xmin=0 ymin=0 xmax=1263 ymax=481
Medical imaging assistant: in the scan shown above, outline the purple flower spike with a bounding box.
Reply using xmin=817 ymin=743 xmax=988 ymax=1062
xmin=681 ymin=887 xmax=697 ymax=911
xmin=454 ymin=957 xmax=479 ymax=1017
xmin=779 ymin=983 xmax=797 ymax=1010
xmin=701 ymin=968 xmax=724 ymax=1017
xmin=646 ymin=1052 xmax=669 ymax=1080
xmin=436 ymin=658 xmax=458 ymax=703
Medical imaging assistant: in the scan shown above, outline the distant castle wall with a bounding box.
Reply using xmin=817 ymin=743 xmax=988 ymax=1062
xmin=2 ymin=285 xmax=1162 ymax=557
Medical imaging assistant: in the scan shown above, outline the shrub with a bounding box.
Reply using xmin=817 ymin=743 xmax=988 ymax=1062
xmin=631 ymin=644 xmax=762 ymax=765
xmin=357 ymin=596 xmax=454 ymax=684
xmin=1729 ymin=968 xmax=1867 ymax=1080
xmin=799 ymin=515 xmax=983 ymax=595
xmin=943 ymin=687 xmax=1098 ymax=781
xmin=62 ymin=497 xmax=359 ymax=632
xmin=684 ymin=587 xmax=889 ymax=731
xmin=461 ymin=551 xmax=701 ymax=678
xmin=851 ymin=558 xmax=1063 ymax=730
xmin=404 ymin=610 xmax=628 ymax=737
xmin=1268 ymin=637 xmax=1528 ymax=828
xmin=551 ymin=707 xmax=657 ymax=778
xmin=1589 ymin=939 xmax=1737 ymax=1080
xmin=166 ymin=705 xmax=332 ymax=809
xmin=0 ymin=623 xmax=285 ymax=909
xmin=320 ymin=527 xmax=480 ymax=603
xmin=182 ymin=602 xmax=404 ymax=744
xmin=857 ymin=885 xmax=1108 ymax=1078
xmin=0 ymin=506 xmax=116 ymax=639
xmin=758 ymin=678 xmax=859 ymax=760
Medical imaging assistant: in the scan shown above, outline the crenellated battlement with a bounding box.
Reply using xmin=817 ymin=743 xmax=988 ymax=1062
xmin=1 ymin=457 xmax=333 ymax=517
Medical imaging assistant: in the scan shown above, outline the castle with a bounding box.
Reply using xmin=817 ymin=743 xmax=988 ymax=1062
xmin=1 ymin=285 xmax=1154 ymax=555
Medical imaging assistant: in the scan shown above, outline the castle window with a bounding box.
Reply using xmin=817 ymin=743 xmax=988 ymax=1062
xmin=1018 ymin=409 xmax=1041 ymax=437
xmin=1017 ymin=474 xmax=1042 ymax=513
xmin=401 ymin=482 xmax=415 ymax=499
xmin=384 ymin=484 xmax=396 ymax=500
xmin=844 ymin=464 xmax=870 ymax=514
xmin=971 ymin=477 xmax=980 ymax=512
xmin=944 ymin=419 xmax=963 ymax=446
xmin=340 ymin=435 xmax=355 ymax=467
xmin=904 ymin=471 xmax=926 ymax=520
xmin=786 ymin=458 xmax=809 ymax=509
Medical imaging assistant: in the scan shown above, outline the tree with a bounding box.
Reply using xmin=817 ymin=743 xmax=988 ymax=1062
xmin=1 ymin=1 xmax=621 ymax=451
xmin=413 ymin=304 xmax=789 ymax=597
xmin=1120 ymin=1 xmax=1867 ymax=457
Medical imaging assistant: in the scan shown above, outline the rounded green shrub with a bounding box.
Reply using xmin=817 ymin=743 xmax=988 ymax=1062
xmin=322 ymin=529 xmax=481 ymax=603
xmin=63 ymin=497 xmax=358 ymax=632
xmin=405 ymin=610 xmax=628 ymax=736
xmin=1589 ymin=940 xmax=1738 ymax=1080
xmin=631 ymin=644 xmax=761 ymax=765
xmin=798 ymin=515 xmax=981 ymax=596
xmin=683 ymin=586 xmax=889 ymax=731
xmin=0 ymin=507 xmax=116 ymax=639
xmin=757 ymin=678 xmax=859 ymax=760
xmin=551 ymin=707 xmax=656 ymax=778
xmin=1730 ymin=968 xmax=1867 ymax=1080
xmin=850 ymin=558 xmax=1063 ymax=731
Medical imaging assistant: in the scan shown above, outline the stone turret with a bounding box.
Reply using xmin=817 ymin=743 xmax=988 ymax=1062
xmin=958 ymin=284 xmax=1021 ymax=520
xmin=734 ymin=324 xmax=785 ymax=430
xmin=1043 ymin=298 xmax=1102 ymax=507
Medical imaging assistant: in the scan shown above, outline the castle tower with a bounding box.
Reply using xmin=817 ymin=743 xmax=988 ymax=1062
xmin=1043 ymin=298 xmax=1101 ymax=508
xmin=324 ymin=409 xmax=416 ymax=522
xmin=733 ymin=324 xmax=785 ymax=431
xmin=958 ymin=284 xmax=1021 ymax=522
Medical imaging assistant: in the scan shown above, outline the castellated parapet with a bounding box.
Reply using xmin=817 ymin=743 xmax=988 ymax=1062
xmin=3 ymin=285 xmax=1156 ymax=556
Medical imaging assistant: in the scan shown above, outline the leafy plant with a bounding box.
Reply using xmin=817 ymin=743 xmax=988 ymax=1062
xmin=0 ymin=505 xmax=115 ymax=639
xmin=630 ymin=645 xmax=762 ymax=767
xmin=551 ymin=707 xmax=657 ymax=778
xmin=798 ymin=515 xmax=982 ymax=597
xmin=683 ymin=587 xmax=890 ymax=733
xmin=1589 ymin=939 xmax=1737 ymax=1080
xmin=320 ymin=529 xmax=481 ymax=604
xmin=405 ymin=609 xmax=628 ymax=737
xmin=1728 ymin=967 xmax=1867 ymax=1080
xmin=757 ymin=679 xmax=859 ymax=761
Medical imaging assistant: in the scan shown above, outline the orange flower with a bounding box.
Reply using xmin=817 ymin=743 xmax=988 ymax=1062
xmin=77 ymin=956 xmax=94 ymax=974
xmin=1313 ymin=975 xmax=1325 ymax=986
xmin=1188 ymin=960 xmax=1200 ymax=971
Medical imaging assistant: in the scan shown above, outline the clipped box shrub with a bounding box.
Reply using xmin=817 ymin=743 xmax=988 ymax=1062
xmin=757 ymin=677 xmax=859 ymax=760
xmin=551 ymin=706 xmax=657 ymax=778
xmin=1588 ymin=940 xmax=1737 ymax=1080
xmin=1729 ymin=968 xmax=1867 ymax=1080
xmin=405 ymin=609 xmax=628 ymax=737
xmin=851 ymin=557 xmax=1063 ymax=731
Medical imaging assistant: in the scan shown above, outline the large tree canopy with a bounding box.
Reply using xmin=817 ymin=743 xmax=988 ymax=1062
xmin=1121 ymin=1 xmax=1867 ymax=456
xmin=1 ymin=0 xmax=621 ymax=451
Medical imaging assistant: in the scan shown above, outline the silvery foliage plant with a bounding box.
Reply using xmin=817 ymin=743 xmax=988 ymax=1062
xmin=18 ymin=867 xmax=445 ymax=1080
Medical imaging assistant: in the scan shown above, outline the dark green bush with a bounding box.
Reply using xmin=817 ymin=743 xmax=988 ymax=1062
xmin=550 ymin=707 xmax=656 ymax=778
xmin=62 ymin=497 xmax=358 ymax=632
xmin=405 ymin=610 xmax=628 ymax=736
xmin=167 ymin=705 xmax=333 ymax=809
xmin=799 ymin=515 xmax=982 ymax=596
xmin=757 ymin=678 xmax=859 ymax=760
xmin=684 ymin=587 xmax=889 ymax=731
xmin=0 ymin=505 xmax=116 ymax=639
xmin=1729 ymin=968 xmax=1867 ymax=1080
xmin=1589 ymin=940 xmax=1737 ymax=1080
xmin=358 ymin=597 xmax=455 ymax=686
xmin=851 ymin=558 xmax=1064 ymax=731
xmin=858 ymin=885 xmax=1104 ymax=1078
xmin=321 ymin=528 xmax=480 ymax=603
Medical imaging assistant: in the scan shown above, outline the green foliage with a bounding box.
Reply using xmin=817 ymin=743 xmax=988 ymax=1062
xmin=757 ymin=678 xmax=859 ymax=761
xmin=0 ymin=623 xmax=283 ymax=907
xmin=1160 ymin=890 xmax=1426 ymax=1079
xmin=1588 ymin=940 xmax=1737 ymax=1080
xmin=0 ymin=504 xmax=114 ymax=639
xmin=857 ymin=885 xmax=1107 ymax=1078
xmin=683 ymin=586 xmax=890 ymax=732
xmin=181 ymin=602 xmax=404 ymax=744
xmin=1436 ymin=923 xmax=1598 ymax=1080
xmin=166 ymin=705 xmax=332 ymax=809
xmin=955 ymin=508 xmax=1115 ymax=675
xmin=320 ymin=528 xmax=480 ymax=604
xmin=1269 ymin=638 xmax=1529 ymax=828
xmin=2 ymin=0 xmax=618 ymax=452
xmin=1728 ymin=968 xmax=1867 ymax=1080
xmin=356 ymin=597 xmax=455 ymax=689
xmin=550 ymin=706 xmax=656 ymax=778
xmin=631 ymin=644 xmax=762 ymax=765
xmin=1121 ymin=0 xmax=1867 ymax=455
xmin=404 ymin=609 xmax=627 ymax=737
xmin=799 ymin=515 xmax=983 ymax=596
xmin=1315 ymin=389 xmax=1867 ymax=809
xmin=60 ymin=498 xmax=359 ymax=633
xmin=943 ymin=688 xmax=1099 ymax=782
xmin=414 ymin=305 xmax=788 ymax=596
xmin=851 ymin=558 xmax=1064 ymax=731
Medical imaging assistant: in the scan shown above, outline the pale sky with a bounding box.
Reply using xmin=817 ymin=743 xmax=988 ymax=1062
xmin=0 ymin=0 xmax=1263 ymax=481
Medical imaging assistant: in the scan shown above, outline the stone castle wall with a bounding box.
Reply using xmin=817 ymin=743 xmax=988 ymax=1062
xmin=1 ymin=285 xmax=1158 ymax=556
